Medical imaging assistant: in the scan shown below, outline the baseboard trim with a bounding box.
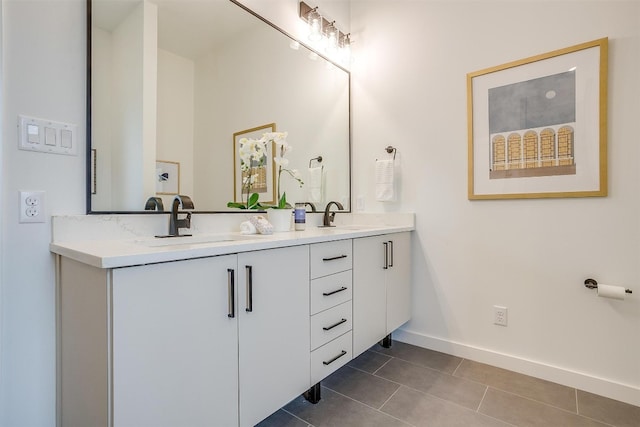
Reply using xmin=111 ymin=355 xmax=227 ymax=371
xmin=394 ymin=328 xmax=640 ymax=407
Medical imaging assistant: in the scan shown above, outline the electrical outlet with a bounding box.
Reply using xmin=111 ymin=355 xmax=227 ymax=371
xmin=494 ymin=305 xmax=508 ymax=326
xmin=20 ymin=191 xmax=45 ymax=223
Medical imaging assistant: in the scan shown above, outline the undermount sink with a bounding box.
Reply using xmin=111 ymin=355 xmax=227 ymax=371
xmin=135 ymin=233 xmax=259 ymax=248
xmin=318 ymin=224 xmax=375 ymax=231
xmin=335 ymin=224 xmax=375 ymax=230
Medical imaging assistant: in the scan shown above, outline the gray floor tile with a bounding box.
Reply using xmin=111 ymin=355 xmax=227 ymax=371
xmin=349 ymin=349 xmax=392 ymax=374
xmin=255 ymin=409 xmax=309 ymax=427
xmin=454 ymin=359 xmax=577 ymax=412
xmin=577 ymin=390 xmax=640 ymax=427
xmin=372 ymin=341 xmax=463 ymax=374
xmin=479 ymin=388 xmax=610 ymax=427
xmin=284 ymin=387 xmax=409 ymax=427
xmin=375 ymin=357 xmax=487 ymax=410
xmin=323 ymin=365 xmax=401 ymax=409
xmin=381 ymin=386 xmax=512 ymax=427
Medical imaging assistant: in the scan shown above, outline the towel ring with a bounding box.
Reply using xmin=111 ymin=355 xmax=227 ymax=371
xmin=309 ymin=156 xmax=323 ymax=168
xmin=385 ymin=146 xmax=397 ymax=160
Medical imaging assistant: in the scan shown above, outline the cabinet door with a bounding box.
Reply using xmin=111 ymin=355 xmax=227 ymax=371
xmin=237 ymin=246 xmax=310 ymax=427
xmin=353 ymin=235 xmax=387 ymax=357
xmin=386 ymin=232 xmax=412 ymax=333
xmin=112 ymin=255 xmax=238 ymax=427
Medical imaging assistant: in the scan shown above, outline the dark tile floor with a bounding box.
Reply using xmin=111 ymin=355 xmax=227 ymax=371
xmin=257 ymin=341 xmax=640 ymax=427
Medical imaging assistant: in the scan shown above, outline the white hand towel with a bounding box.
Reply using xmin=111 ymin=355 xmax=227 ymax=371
xmin=239 ymin=221 xmax=257 ymax=235
xmin=308 ymin=166 xmax=324 ymax=203
xmin=375 ymin=159 xmax=395 ymax=202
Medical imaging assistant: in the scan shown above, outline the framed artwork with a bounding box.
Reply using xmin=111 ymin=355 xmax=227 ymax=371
xmin=156 ymin=160 xmax=180 ymax=195
xmin=233 ymin=123 xmax=276 ymax=205
xmin=467 ymin=38 xmax=608 ymax=200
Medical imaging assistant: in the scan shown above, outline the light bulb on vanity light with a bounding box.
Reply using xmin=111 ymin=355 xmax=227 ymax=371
xmin=307 ymin=7 xmax=323 ymax=41
xmin=325 ymin=21 xmax=338 ymax=53
xmin=340 ymin=33 xmax=351 ymax=60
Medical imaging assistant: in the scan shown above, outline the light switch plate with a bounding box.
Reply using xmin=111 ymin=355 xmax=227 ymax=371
xmin=18 ymin=115 xmax=78 ymax=156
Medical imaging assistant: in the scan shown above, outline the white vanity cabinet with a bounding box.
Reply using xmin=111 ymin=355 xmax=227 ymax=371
xmin=57 ymin=245 xmax=310 ymax=427
xmin=352 ymin=232 xmax=411 ymax=357
xmin=54 ymin=224 xmax=414 ymax=425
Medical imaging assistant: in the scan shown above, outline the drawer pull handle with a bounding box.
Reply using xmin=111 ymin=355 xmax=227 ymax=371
xmin=323 ymin=286 xmax=348 ymax=296
xmin=322 ymin=254 xmax=347 ymax=262
xmin=323 ymin=318 xmax=347 ymax=331
xmin=323 ymin=350 xmax=348 ymax=366
xmin=227 ymin=269 xmax=235 ymax=318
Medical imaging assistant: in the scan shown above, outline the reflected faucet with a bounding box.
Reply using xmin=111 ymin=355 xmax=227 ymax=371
xmin=144 ymin=197 xmax=164 ymax=211
xmin=322 ymin=201 xmax=344 ymax=227
xmin=169 ymin=195 xmax=194 ymax=236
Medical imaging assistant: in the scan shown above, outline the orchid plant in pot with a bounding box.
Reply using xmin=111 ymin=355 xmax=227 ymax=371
xmin=267 ymin=132 xmax=304 ymax=231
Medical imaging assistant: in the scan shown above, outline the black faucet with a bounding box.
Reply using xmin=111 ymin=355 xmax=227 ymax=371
xmin=322 ymin=201 xmax=344 ymax=227
xmin=144 ymin=197 xmax=164 ymax=211
xmin=305 ymin=202 xmax=317 ymax=212
xmin=168 ymin=195 xmax=194 ymax=236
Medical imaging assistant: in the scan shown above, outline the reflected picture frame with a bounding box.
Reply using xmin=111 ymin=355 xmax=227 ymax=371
xmin=233 ymin=123 xmax=276 ymax=205
xmin=156 ymin=160 xmax=180 ymax=195
xmin=467 ymin=38 xmax=608 ymax=200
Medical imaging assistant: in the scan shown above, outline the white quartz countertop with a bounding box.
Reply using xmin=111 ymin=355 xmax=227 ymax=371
xmin=50 ymin=223 xmax=414 ymax=269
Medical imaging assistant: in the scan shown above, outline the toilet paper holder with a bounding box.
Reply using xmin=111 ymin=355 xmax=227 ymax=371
xmin=584 ymin=278 xmax=632 ymax=294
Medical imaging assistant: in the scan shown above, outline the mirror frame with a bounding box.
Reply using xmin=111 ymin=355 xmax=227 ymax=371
xmin=86 ymin=0 xmax=351 ymax=214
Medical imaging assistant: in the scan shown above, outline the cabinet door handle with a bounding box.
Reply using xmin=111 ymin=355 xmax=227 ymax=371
xmin=245 ymin=265 xmax=253 ymax=313
xmin=322 ymin=254 xmax=347 ymax=262
xmin=323 ymin=318 xmax=347 ymax=331
xmin=322 ymin=350 xmax=348 ymax=366
xmin=388 ymin=240 xmax=394 ymax=268
xmin=383 ymin=242 xmax=389 ymax=269
xmin=323 ymin=286 xmax=348 ymax=296
xmin=227 ymin=269 xmax=235 ymax=318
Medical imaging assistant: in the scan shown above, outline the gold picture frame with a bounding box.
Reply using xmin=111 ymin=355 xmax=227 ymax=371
xmin=467 ymin=38 xmax=608 ymax=200
xmin=233 ymin=123 xmax=276 ymax=205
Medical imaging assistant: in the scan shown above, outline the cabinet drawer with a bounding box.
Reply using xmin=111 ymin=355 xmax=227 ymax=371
xmin=311 ymin=301 xmax=352 ymax=350
xmin=310 ymin=270 xmax=352 ymax=315
xmin=310 ymin=331 xmax=352 ymax=384
xmin=310 ymin=240 xmax=352 ymax=279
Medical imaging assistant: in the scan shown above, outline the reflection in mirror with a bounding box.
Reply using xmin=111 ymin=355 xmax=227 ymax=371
xmin=89 ymin=0 xmax=350 ymax=213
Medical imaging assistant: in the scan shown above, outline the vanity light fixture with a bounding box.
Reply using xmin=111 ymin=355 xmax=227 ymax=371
xmin=299 ymin=1 xmax=351 ymax=59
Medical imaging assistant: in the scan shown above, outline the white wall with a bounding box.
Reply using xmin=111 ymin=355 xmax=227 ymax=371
xmin=1 ymin=1 xmax=86 ymax=426
xmin=351 ymin=0 xmax=640 ymax=405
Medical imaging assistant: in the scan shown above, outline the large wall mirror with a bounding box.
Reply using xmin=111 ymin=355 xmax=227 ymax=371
xmin=88 ymin=0 xmax=351 ymax=213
